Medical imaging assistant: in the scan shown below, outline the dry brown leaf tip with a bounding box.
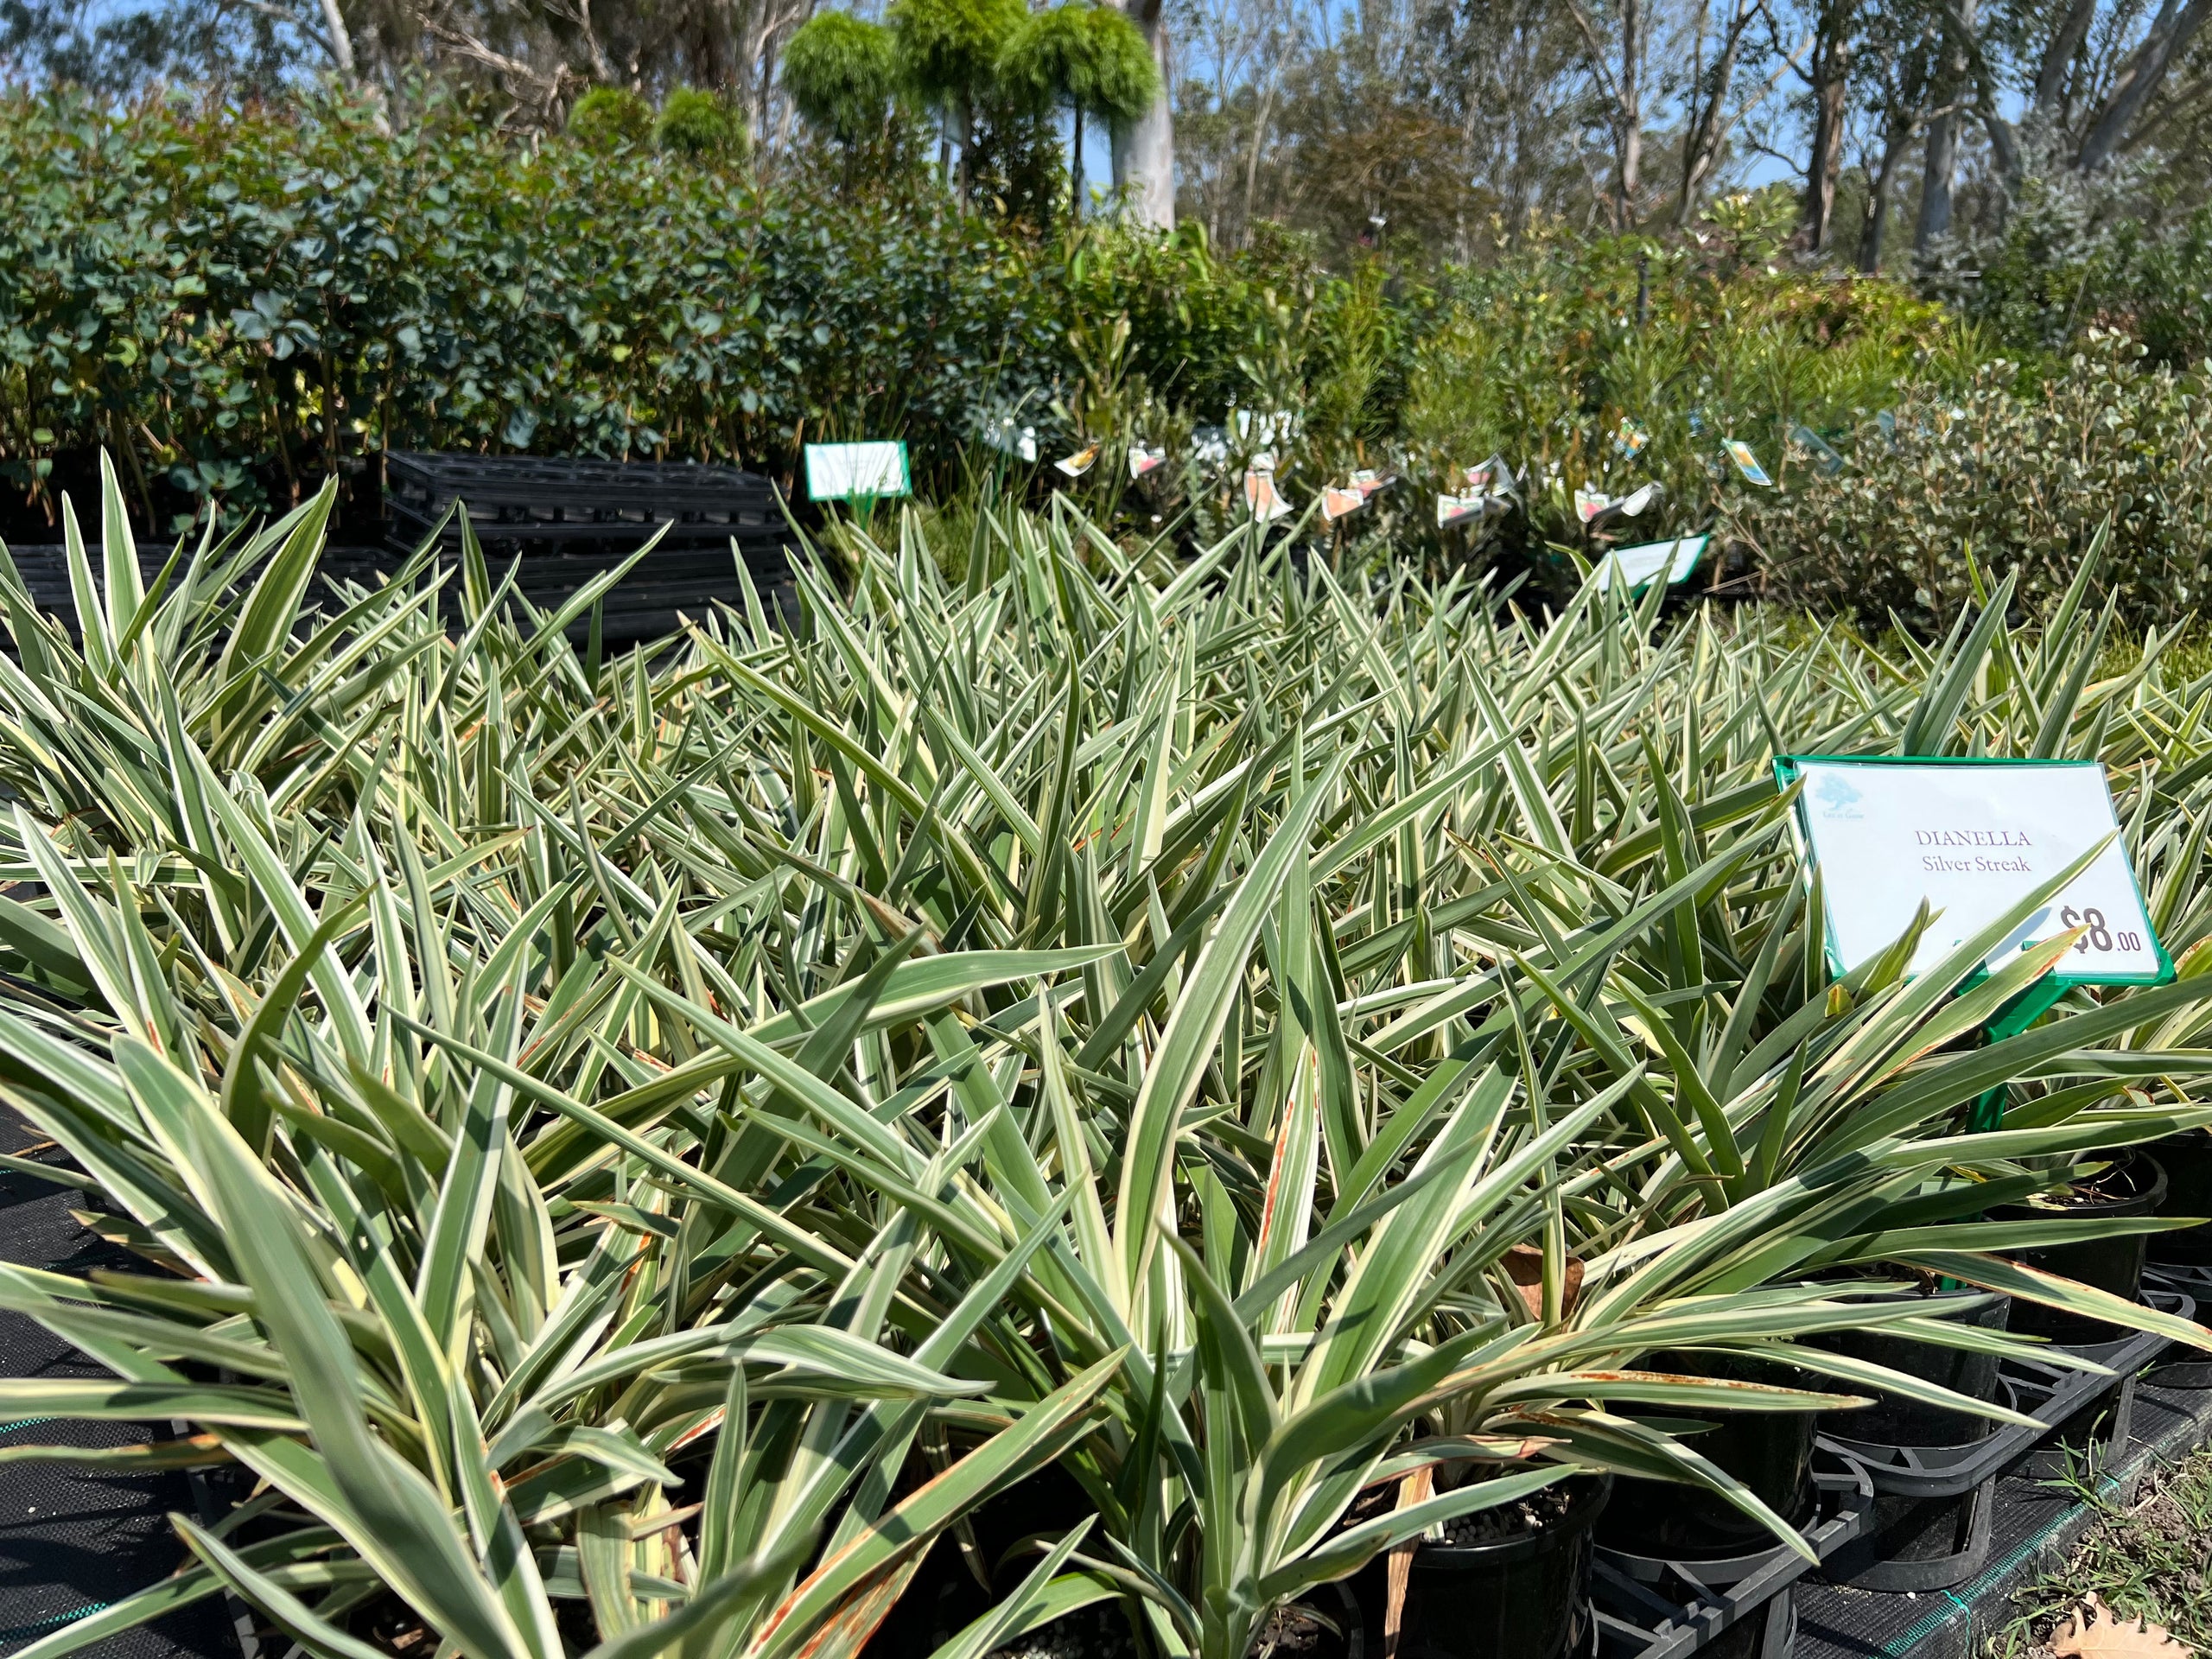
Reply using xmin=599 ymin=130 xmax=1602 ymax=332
xmin=2051 ymin=1596 xmax=2193 ymax=1656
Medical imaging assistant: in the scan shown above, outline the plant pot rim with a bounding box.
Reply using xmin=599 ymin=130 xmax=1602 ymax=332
xmin=1991 ymin=1147 xmax=2167 ymax=1218
xmin=1817 ymin=1278 xmax=2008 ymax=1308
xmin=1410 ymin=1472 xmax=1611 ymax=1567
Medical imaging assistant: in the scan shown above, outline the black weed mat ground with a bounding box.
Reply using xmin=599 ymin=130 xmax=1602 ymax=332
xmin=1796 ymin=1377 xmax=2212 ymax=1659
xmin=0 ymin=1109 xmax=237 ymax=1659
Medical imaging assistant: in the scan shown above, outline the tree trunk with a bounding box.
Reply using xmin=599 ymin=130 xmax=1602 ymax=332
xmin=1674 ymin=0 xmax=1748 ymax=227
xmin=1915 ymin=0 xmax=1971 ymax=251
xmin=1861 ymin=120 xmax=1910 ymax=271
xmin=1914 ymin=108 xmax=1956 ymax=249
xmin=1802 ymin=0 xmax=1853 ymax=251
xmin=2076 ymin=0 xmax=2212 ymax=168
xmin=1071 ymin=105 xmax=1084 ymax=217
xmin=1240 ymin=71 xmax=1278 ymax=246
xmin=1616 ymin=0 xmax=1643 ymax=228
xmin=320 ymin=0 xmax=359 ymax=78
xmin=2032 ymin=0 xmax=2098 ymax=114
xmin=953 ymin=102 xmax=971 ymax=208
xmin=1112 ymin=0 xmax=1175 ymax=229
xmin=1673 ymin=0 xmax=1710 ymax=229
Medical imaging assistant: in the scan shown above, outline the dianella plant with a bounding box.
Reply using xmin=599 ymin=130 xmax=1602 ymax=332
xmin=0 ymin=464 xmax=2205 ymax=1659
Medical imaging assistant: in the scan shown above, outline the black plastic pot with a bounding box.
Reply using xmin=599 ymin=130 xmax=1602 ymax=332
xmin=1812 ymin=1286 xmax=2012 ymax=1586
xmin=1815 ymin=1287 xmax=2011 ymax=1447
xmin=1594 ymin=1353 xmax=1816 ymax=1560
xmin=2150 ymin=1129 xmax=2212 ymax=1264
xmin=1993 ymin=1149 xmax=2167 ymax=1345
xmin=869 ymin=1464 xmax=1097 ymax=1659
xmin=1393 ymin=1474 xmax=1609 ymax=1659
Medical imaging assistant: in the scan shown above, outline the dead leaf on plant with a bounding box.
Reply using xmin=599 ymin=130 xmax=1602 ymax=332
xmin=2051 ymin=1596 xmax=2193 ymax=1656
xmin=1503 ymin=1243 xmax=1584 ymax=1319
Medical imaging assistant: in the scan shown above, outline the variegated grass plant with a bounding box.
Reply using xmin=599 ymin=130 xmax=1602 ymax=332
xmin=0 ymin=464 xmax=2204 ymax=1659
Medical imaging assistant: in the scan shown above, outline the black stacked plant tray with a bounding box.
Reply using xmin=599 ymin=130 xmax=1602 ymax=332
xmin=1795 ymin=1362 xmax=2212 ymax=1657
xmin=2144 ymin=1264 xmax=2212 ymax=1388
xmin=0 ymin=1110 xmax=240 ymax=1659
xmin=1592 ymin=1451 xmax=1872 ymax=1658
xmin=381 ymin=452 xmax=785 ymax=553
xmin=1 ymin=451 xmax=807 ymax=653
xmin=375 ymin=452 xmax=802 ymax=647
xmin=1818 ymin=1287 xmax=2189 ymax=1599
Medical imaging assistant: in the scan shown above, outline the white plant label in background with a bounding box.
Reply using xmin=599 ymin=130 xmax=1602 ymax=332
xmin=804 ymin=442 xmax=910 ymax=500
xmin=1785 ymin=757 xmax=2163 ymax=983
xmin=1596 ymin=534 xmax=1708 ymax=593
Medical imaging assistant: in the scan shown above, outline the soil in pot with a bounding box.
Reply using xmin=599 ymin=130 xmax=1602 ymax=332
xmin=2149 ymin=1128 xmax=2212 ymax=1264
xmin=1249 ymin=1583 xmax=1363 ymax=1659
xmin=1594 ymin=1352 xmax=1817 ymax=1561
xmin=1385 ymin=1474 xmax=1609 ymax=1659
xmin=979 ymin=1601 xmax=1141 ymax=1659
xmin=1993 ymin=1149 xmax=2166 ymax=1345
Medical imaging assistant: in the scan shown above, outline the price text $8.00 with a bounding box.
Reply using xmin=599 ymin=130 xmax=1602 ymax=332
xmin=2059 ymin=906 xmax=2145 ymax=954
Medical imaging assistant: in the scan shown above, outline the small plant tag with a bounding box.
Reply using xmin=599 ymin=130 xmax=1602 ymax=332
xmin=1436 ymin=491 xmax=1486 ymax=528
xmin=1595 ymin=534 xmax=1709 ymax=593
xmin=1724 ymin=439 xmax=1773 ymax=486
xmin=804 ymin=441 xmax=910 ymax=500
xmin=1244 ymin=468 xmax=1294 ymax=522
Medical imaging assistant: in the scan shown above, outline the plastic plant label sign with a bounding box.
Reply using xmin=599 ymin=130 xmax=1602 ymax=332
xmin=1777 ymin=755 xmax=2164 ymax=985
xmin=1724 ymin=439 xmax=1772 ymax=486
xmin=1597 ymin=533 xmax=1708 ymax=592
xmin=804 ymin=442 xmax=910 ymax=501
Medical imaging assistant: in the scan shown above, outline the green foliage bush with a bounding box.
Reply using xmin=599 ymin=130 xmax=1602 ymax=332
xmin=1747 ymin=332 xmax=2212 ymax=631
xmin=0 ymin=87 xmax=1074 ymax=528
xmin=1917 ymin=148 xmax=2212 ymax=372
xmin=566 ymin=85 xmax=652 ymax=148
xmin=654 ymin=86 xmax=746 ymax=161
xmin=998 ymin=3 xmax=1158 ymax=124
xmin=0 ymin=87 xmax=1446 ymax=534
xmin=782 ymin=12 xmax=905 ymax=143
xmin=1391 ymin=233 xmax=1965 ymax=574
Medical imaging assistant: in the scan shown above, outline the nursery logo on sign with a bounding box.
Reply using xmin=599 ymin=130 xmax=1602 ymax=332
xmin=1813 ymin=772 xmax=1862 ymax=819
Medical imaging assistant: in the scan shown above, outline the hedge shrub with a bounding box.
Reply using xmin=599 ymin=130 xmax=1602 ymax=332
xmin=0 ymin=88 xmax=1074 ymax=529
xmin=1746 ymin=332 xmax=2212 ymax=632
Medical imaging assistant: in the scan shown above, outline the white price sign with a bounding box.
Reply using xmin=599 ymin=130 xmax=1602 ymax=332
xmin=804 ymin=442 xmax=911 ymax=502
xmin=1780 ymin=756 xmax=2166 ymax=985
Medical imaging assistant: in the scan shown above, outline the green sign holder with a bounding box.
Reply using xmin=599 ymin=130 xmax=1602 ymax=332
xmin=1774 ymin=752 xmax=2171 ymax=1135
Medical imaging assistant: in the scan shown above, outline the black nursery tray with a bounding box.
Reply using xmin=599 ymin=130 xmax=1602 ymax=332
xmin=1592 ymin=1451 xmax=1872 ymax=1658
xmin=1819 ymin=1286 xmax=2192 ymax=1501
xmin=382 ymin=451 xmax=785 ymax=550
xmin=2143 ymin=1264 xmax=2212 ymax=1387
